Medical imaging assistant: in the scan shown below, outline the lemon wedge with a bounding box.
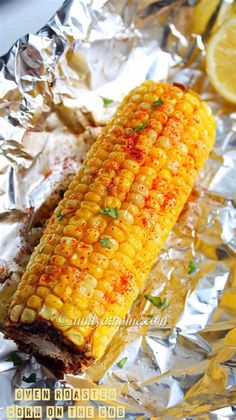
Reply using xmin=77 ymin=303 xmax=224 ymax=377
xmin=206 ymin=16 xmax=236 ymax=104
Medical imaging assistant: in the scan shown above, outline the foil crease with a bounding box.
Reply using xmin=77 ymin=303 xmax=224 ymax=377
xmin=0 ymin=0 xmax=236 ymax=418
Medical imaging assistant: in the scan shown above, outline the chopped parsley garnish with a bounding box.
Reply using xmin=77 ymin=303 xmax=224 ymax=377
xmin=57 ymin=214 xmax=63 ymax=221
xmin=101 ymin=97 xmax=113 ymax=107
xmin=1 ymin=271 xmax=13 ymax=283
xmin=117 ymin=357 xmax=128 ymax=368
xmin=132 ymin=122 xmax=147 ymax=133
xmin=22 ymin=373 xmax=37 ymax=383
xmin=100 ymin=237 xmax=111 ymax=248
xmin=144 ymin=295 xmax=168 ymax=310
xmin=100 ymin=207 xmax=118 ymax=219
xmin=6 ymin=352 xmax=22 ymax=366
xmin=152 ymin=98 xmax=164 ymax=108
xmin=188 ymin=260 xmax=197 ymax=274
xmin=59 ymin=189 xmax=65 ymax=198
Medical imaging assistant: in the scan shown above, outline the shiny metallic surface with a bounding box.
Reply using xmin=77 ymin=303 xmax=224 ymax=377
xmin=0 ymin=0 xmax=236 ymax=418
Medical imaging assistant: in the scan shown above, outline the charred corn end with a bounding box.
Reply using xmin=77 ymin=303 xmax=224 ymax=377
xmin=6 ymin=81 xmax=215 ymax=367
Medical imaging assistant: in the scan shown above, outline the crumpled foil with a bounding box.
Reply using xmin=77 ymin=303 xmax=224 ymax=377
xmin=0 ymin=0 xmax=236 ymax=418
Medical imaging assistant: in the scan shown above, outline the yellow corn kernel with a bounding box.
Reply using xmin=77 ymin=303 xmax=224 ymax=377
xmin=127 ymin=192 xmax=145 ymax=208
xmin=78 ymin=281 xmax=94 ymax=298
xmin=92 ymin=303 xmax=105 ymax=318
xmin=97 ymin=280 xmax=113 ymax=293
xmin=122 ymin=202 xmax=139 ymax=217
xmin=70 ymin=253 xmax=88 ymax=270
xmin=21 ymin=308 xmax=36 ymax=323
xmin=63 ymin=224 xmax=83 ymax=240
xmin=104 ymin=196 xmax=121 ymax=209
xmin=39 ymin=305 xmax=57 ymax=321
xmin=89 ymin=252 xmax=109 ymax=270
xmin=76 ymin=325 xmax=93 ymax=338
xmin=113 ymin=252 xmax=133 ymax=270
xmin=88 ymin=263 xmax=104 ymax=280
xmin=61 ymin=304 xmax=81 ymax=320
xmin=27 ymin=295 xmax=42 ymax=311
xmin=89 ymin=182 xmax=107 ymax=196
xmin=97 ymin=236 xmax=119 ymax=258
xmin=83 ymin=273 xmax=97 ymax=288
xmin=64 ymin=328 xmax=85 ymax=347
xmin=88 ymin=216 xmax=106 ymax=232
xmin=76 ymin=208 xmax=93 ymax=220
xmin=36 ymin=286 xmax=49 ymax=298
xmin=127 ymin=234 xmax=142 ymax=252
xmin=9 ymin=304 xmax=24 ymax=322
xmin=54 ymin=236 xmax=78 ymax=258
xmin=34 ymin=253 xmax=48 ymax=265
xmin=119 ymin=242 xmax=135 ymax=259
xmin=124 ymin=159 xmax=140 ymax=174
xmin=52 ymin=313 xmax=71 ymax=331
xmin=54 ymin=284 xmax=72 ymax=299
xmin=84 ymin=192 xmax=101 ymax=203
xmin=118 ymin=210 xmax=134 ymax=225
xmin=94 ymin=289 xmax=105 ymax=301
xmin=105 ymin=226 xmax=125 ymax=243
xmin=45 ymin=294 xmax=63 ymax=310
xmin=83 ymin=228 xmax=100 ymax=244
xmin=80 ymin=201 xmax=100 ymax=214
xmin=74 ymin=184 xmax=88 ymax=194
xmin=50 ymin=255 xmax=67 ymax=266
xmin=71 ymin=292 xmax=89 ymax=309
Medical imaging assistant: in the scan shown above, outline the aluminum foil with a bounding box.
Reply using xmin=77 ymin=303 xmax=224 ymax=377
xmin=0 ymin=0 xmax=236 ymax=418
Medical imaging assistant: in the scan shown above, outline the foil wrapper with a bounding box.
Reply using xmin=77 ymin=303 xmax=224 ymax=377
xmin=0 ymin=0 xmax=236 ymax=418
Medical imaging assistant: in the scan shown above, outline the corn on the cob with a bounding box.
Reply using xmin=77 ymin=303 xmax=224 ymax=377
xmin=4 ymin=81 xmax=215 ymax=375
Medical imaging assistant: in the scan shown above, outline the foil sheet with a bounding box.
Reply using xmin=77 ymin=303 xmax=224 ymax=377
xmin=0 ymin=0 xmax=236 ymax=418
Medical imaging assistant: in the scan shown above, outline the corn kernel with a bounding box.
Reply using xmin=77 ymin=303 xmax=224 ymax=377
xmin=84 ymin=192 xmax=101 ymax=203
xmin=104 ymin=196 xmax=121 ymax=209
xmin=124 ymin=159 xmax=140 ymax=174
xmin=71 ymin=292 xmax=88 ymax=309
xmin=83 ymin=273 xmax=97 ymax=288
xmin=77 ymin=325 xmax=93 ymax=338
xmin=54 ymin=284 xmax=72 ymax=299
xmin=21 ymin=308 xmax=36 ymax=323
xmin=39 ymin=305 xmax=58 ymax=320
xmin=36 ymin=287 xmax=49 ymax=298
xmin=50 ymin=254 xmax=67 ymax=266
xmin=10 ymin=304 xmax=23 ymax=322
xmin=78 ymin=281 xmax=94 ymax=298
xmin=89 ymin=252 xmax=109 ymax=270
xmin=83 ymin=228 xmax=100 ymax=244
xmin=92 ymin=303 xmax=105 ymax=318
xmin=76 ymin=208 xmax=93 ymax=220
xmin=88 ymin=216 xmax=106 ymax=232
xmin=93 ymin=289 xmax=105 ymax=302
xmin=122 ymin=202 xmax=139 ymax=216
xmin=105 ymin=226 xmax=125 ymax=243
xmin=118 ymin=209 xmax=134 ymax=225
xmin=127 ymin=193 xmax=145 ymax=209
xmin=74 ymin=183 xmax=88 ymax=193
xmin=63 ymin=224 xmax=83 ymax=240
xmin=54 ymin=236 xmax=78 ymax=258
xmin=61 ymin=304 xmax=81 ymax=320
xmin=64 ymin=328 xmax=85 ymax=347
xmin=45 ymin=294 xmax=63 ymax=310
xmin=27 ymin=295 xmax=42 ymax=310
xmin=88 ymin=263 xmax=104 ymax=279
xmin=119 ymin=242 xmax=135 ymax=259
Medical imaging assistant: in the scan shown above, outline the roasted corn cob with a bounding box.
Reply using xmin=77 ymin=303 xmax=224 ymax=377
xmin=4 ymin=81 xmax=215 ymax=375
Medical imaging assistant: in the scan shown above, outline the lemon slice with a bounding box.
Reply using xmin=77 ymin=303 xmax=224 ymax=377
xmin=206 ymin=16 xmax=236 ymax=104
